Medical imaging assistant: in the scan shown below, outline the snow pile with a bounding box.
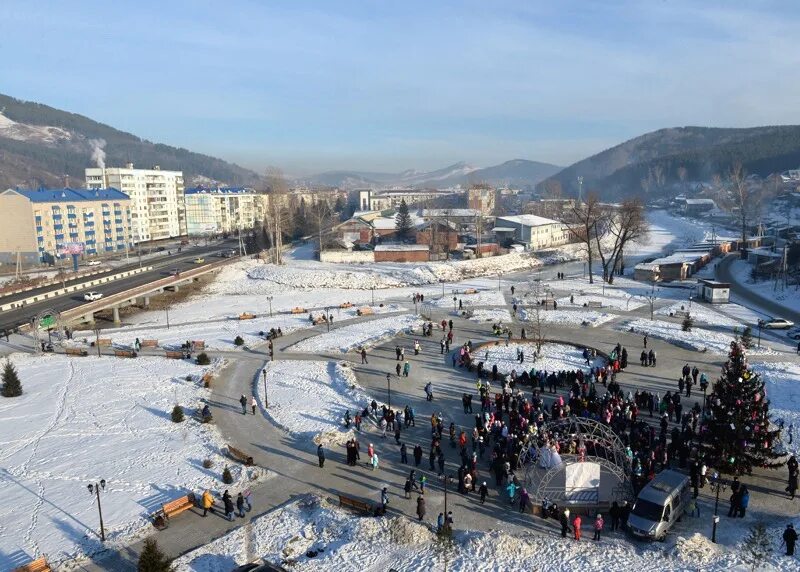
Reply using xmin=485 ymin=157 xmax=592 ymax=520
xmin=290 ymin=315 xmax=423 ymax=354
xmin=464 ymin=308 xmax=513 ymax=323
xmin=619 ymin=318 xmax=774 ymax=355
xmin=751 ymin=361 xmax=800 ymax=457
xmin=429 ymin=288 xmax=506 ymax=308
xmin=518 ymin=307 xmax=616 ymax=327
xmin=478 ymin=342 xmax=606 ymax=375
xmin=556 ymin=294 xmax=645 ymax=311
xmin=256 ymin=361 xmax=369 ymax=446
xmin=173 ymin=494 xmax=788 ymax=572
xmin=0 ymin=354 xmax=267 ymax=566
xmin=656 ymin=302 xmax=741 ymax=327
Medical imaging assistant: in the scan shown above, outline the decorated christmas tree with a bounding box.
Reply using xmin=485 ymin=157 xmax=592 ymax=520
xmin=701 ymin=341 xmax=783 ymax=475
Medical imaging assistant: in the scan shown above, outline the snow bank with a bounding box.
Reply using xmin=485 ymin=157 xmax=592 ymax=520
xmin=173 ymin=494 xmax=792 ymax=572
xmin=256 ymin=361 xmax=369 ymax=446
xmin=290 ymin=315 xmax=423 ymax=354
xmin=751 ymin=361 xmax=800 ymax=457
xmin=464 ymin=308 xmax=513 ymax=323
xmin=519 ymin=307 xmax=616 ymax=327
xmin=619 ymin=319 xmax=774 ymax=355
xmin=0 ymin=354 xmax=267 ymax=566
xmin=478 ymin=342 xmax=606 ymax=375
xmin=656 ymin=302 xmax=741 ymax=327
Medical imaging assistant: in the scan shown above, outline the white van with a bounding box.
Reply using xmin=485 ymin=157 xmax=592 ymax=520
xmin=628 ymin=470 xmax=690 ymax=541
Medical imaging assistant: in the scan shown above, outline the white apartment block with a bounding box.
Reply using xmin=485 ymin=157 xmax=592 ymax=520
xmin=184 ymin=187 xmax=265 ymax=235
xmin=85 ymin=163 xmax=185 ymax=242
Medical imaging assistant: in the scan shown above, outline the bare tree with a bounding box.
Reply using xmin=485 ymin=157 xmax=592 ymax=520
xmin=677 ymin=166 xmax=688 ymax=194
xmin=310 ymin=199 xmax=333 ymax=256
xmin=716 ymin=162 xmax=772 ymax=249
xmin=560 ymin=193 xmax=604 ymax=283
xmin=593 ymin=199 xmax=649 ymax=284
xmin=529 ymin=281 xmax=546 ymax=353
xmin=264 ymin=167 xmax=292 ymax=264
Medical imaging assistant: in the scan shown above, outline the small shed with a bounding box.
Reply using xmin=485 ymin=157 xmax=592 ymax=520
xmin=697 ymin=279 xmax=730 ymax=304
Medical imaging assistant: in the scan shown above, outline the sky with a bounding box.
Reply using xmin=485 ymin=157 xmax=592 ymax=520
xmin=1 ymin=0 xmax=799 ymax=176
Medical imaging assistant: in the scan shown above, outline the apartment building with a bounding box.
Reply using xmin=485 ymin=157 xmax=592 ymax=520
xmin=493 ymin=214 xmax=571 ymax=250
xmin=0 ymin=188 xmax=132 ymax=264
xmin=357 ymin=188 xmax=461 ymax=211
xmin=184 ymin=187 xmax=265 ymax=235
xmin=85 ymin=163 xmax=184 ymax=242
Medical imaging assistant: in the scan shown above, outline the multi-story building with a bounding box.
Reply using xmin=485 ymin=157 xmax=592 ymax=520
xmin=467 ymin=185 xmax=496 ymax=215
xmin=357 ymin=188 xmax=462 ymax=211
xmin=0 ymin=188 xmax=132 ymax=264
xmin=85 ymin=163 xmax=185 ymax=242
xmin=184 ymin=187 xmax=265 ymax=236
xmin=493 ymin=214 xmax=571 ymax=250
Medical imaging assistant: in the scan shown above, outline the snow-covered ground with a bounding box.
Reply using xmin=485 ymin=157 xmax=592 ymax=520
xmin=619 ymin=318 xmax=774 ymax=355
xmin=478 ymin=342 xmax=606 ymax=375
xmin=634 ymin=210 xmax=714 ymax=260
xmin=752 ymin=361 xmax=800 ymax=458
xmin=256 ymin=361 xmax=368 ymax=446
xmin=289 ymin=315 xmax=423 ymax=354
xmin=556 ymin=294 xmax=645 ymax=311
xmin=172 ymin=494 xmax=799 ymax=572
xmin=518 ymin=307 xmax=616 ymax=327
xmin=655 ymin=301 xmax=742 ymax=327
xmin=729 ymin=259 xmax=800 ymax=316
xmin=429 ymin=288 xmax=506 ymax=308
xmin=0 ymin=354 xmax=266 ymax=566
xmin=464 ymin=308 xmax=513 ymax=323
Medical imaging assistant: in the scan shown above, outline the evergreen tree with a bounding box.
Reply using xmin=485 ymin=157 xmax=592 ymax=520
xmin=171 ymin=405 xmax=184 ymax=423
xmin=395 ymin=200 xmax=413 ymax=240
xmin=138 ymin=538 xmax=171 ymax=572
xmin=1 ymin=360 xmax=22 ymax=398
xmin=700 ymin=342 xmax=783 ymax=475
xmin=741 ymin=522 xmax=772 ymax=571
xmin=740 ymin=326 xmax=753 ymax=349
xmin=681 ymin=314 xmax=694 ymax=332
xmin=196 ymin=352 xmax=210 ymax=365
xmin=222 ymin=466 xmax=234 ymax=484
xmin=234 ymin=335 xmax=244 ymax=346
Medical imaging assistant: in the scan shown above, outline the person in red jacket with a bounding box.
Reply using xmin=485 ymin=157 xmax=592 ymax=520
xmin=593 ymin=513 xmax=604 ymax=541
xmin=572 ymin=514 xmax=582 ymax=540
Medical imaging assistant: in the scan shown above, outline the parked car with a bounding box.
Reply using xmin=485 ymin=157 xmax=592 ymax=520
xmin=763 ymin=318 xmax=795 ymax=330
xmin=628 ymin=470 xmax=690 ymax=541
xmin=86 ymin=260 xmax=102 ymax=266
xmin=786 ymin=327 xmax=800 ymax=340
xmin=193 ymin=257 xmax=205 ymax=264
xmin=83 ymin=291 xmax=103 ymax=301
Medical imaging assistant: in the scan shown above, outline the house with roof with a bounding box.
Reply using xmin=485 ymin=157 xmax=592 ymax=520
xmin=493 ymin=214 xmax=571 ymax=250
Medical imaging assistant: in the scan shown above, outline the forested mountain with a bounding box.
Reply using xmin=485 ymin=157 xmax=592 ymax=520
xmin=542 ymin=126 xmax=800 ymax=199
xmin=0 ymin=93 xmax=260 ymax=189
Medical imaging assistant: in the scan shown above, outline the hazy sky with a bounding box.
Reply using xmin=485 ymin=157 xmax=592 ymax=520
xmin=2 ymin=1 xmax=798 ymax=175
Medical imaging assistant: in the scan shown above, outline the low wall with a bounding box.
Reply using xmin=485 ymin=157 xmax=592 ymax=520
xmin=319 ymin=250 xmax=375 ymax=263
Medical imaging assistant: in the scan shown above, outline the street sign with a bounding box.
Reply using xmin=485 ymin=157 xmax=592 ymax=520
xmin=40 ymin=315 xmax=56 ymax=329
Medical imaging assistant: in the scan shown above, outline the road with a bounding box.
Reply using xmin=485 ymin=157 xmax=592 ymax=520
xmin=0 ymin=240 xmax=238 ymax=331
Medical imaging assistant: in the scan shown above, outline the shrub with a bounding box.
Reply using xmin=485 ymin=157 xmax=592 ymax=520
xmin=171 ymin=405 xmax=184 ymax=423
xmin=681 ymin=314 xmax=694 ymax=332
xmin=740 ymin=326 xmax=753 ymax=349
xmin=222 ymin=466 xmax=234 ymax=484
xmin=138 ymin=537 xmax=171 ymax=572
xmin=1 ymin=360 xmax=22 ymax=398
xmin=234 ymin=335 xmax=245 ymax=346
xmin=202 ymin=458 xmax=213 ymax=469
xmin=196 ymin=352 xmax=210 ymax=365
xmin=185 ymin=375 xmax=193 ymax=382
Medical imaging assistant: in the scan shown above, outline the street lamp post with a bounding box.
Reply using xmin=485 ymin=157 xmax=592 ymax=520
xmin=325 ymin=307 xmax=331 ymax=332
xmin=371 ymin=287 xmax=375 ymax=306
xmin=709 ymin=473 xmax=727 ymax=543
xmin=386 ymin=373 xmax=391 ymax=409
xmin=442 ymin=474 xmax=453 ymax=534
xmin=700 ymin=377 xmax=709 ymax=416
xmin=452 ymin=294 xmax=457 ymax=312
xmin=165 ymin=305 xmax=170 ymax=330
xmin=94 ymin=326 xmax=101 ymax=357
xmin=267 ymin=296 xmax=273 ymax=317
xmin=87 ymin=479 xmax=107 ymax=541
xmin=497 ymin=273 xmax=501 ymax=291
xmin=757 ymin=319 xmax=764 ymax=348
xmin=262 ymin=368 xmax=269 ymax=408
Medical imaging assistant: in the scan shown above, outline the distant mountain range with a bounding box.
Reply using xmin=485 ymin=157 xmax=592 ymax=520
xmin=0 ymin=93 xmax=260 ymax=190
xmin=304 ymin=159 xmax=562 ymax=190
xmin=542 ymin=125 xmax=800 ymax=199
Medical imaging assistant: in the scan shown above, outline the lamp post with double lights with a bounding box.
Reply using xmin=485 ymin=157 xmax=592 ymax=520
xmin=709 ymin=473 xmax=727 ymax=543
xmin=386 ymin=373 xmax=392 ymax=409
xmin=262 ymin=368 xmax=269 ymax=408
xmin=87 ymin=479 xmax=107 ymax=541
xmin=267 ymin=295 xmax=273 ymax=317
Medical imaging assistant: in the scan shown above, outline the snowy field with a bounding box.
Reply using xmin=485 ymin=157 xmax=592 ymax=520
xmin=256 ymin=361 xmax=368 ymax=446
xmin=463 ymin=308 xmax=513 ymax=323
xmin=173 ymin=494 xmax=799 ymax=572
xmin=655 ymin=301 xmax=742 ymax=327
xmin=752 ymin=361 xmax=800 ymax=458
xmin=555 ymin=293 xmax=645 ymax=311
xmin=289 ymin=314 xmax=423 ymax=354
xmin=429 ymin=288 xmax=506 ymax=308
xmin=478 ymin=342 xmax=606 ymax=375
xmin=0 ymin=354 xmax=266 ymax=567
xmin=518 ymin=307 xmax=616 ymax=327
xmin=620 ymin=318 xmax=774 ymax=355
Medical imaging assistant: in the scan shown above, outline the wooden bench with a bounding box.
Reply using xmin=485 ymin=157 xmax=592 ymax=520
xmin=114 ymin=349 xmax=137 ymax=358
xmin=464 ymin=288 xmax=478 ymax=294
xmin=339 ymin=302 xmax=353 ymax=309
xmin=141 ymin=339 xmax=159 ymax=348
xmin=313 ymin=317 xmax=327 ymax=325
xmin=65 ymin=347 xmax=88 ymax=357
xmin=165 ymin=350 xmax=185 ymax=359
xmin=291 ymin=307 xmax=306 ymax=314
xmin=239 ymin=313 xmax=256 ymax=320
xmin=227 ymin=445 xmax=254 ymax=466
xmin=338 ymin=493 xmax=373 ymax=515
xmin=586 ymin=300 xmax=603 ymax=308
xmin=671 ymin=310 xmax=690 ymax=318
xmin=191 ymin=340 xmax=205 ymax=351
xmin=357 ymin=307 xmax=374 ymax=316
xmin=154 ymin=493 xmax=196 ymax=528
xmin=97 ymin=338 xmax=112 ymax=347
xmin=12 ymin=557 xmax=51 ymax=572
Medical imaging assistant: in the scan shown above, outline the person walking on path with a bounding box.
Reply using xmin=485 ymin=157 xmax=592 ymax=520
xmin=783 ymin=524 xmax=798 ymax=556
xmin=250 ymin=395 xmax=257 ymax=415
xmin=380 ymin=487 xmax=389 ymax=514
xmin=396 ymin=363 xmax=402 ymax=376
xmin=609 ymin=501 xmax=620 ymax=531
xmin=518 ymin=488 xmax=529 ymax=513
xmin=400 ymin=443 xmax=408 ymax=464
xmin=223 ymin=490 xmax=235 ymax=521
xmin=787 ymin=455 xmax=798 ymax=499
xmin=643 ymin=334 xmax=648 ymax=348
xmin=572 ymin=514 xmax=582 ymax=541
xmin=236 ymin=492 xmax=246 ymax=518
xmin=404 ymin=478 xmax=413 ymax=499
xmin=371 ymin=452 xmax=380 ymax=471
xmin=593 ymin=514 xmax=604 ymax=541
xmin=361 ymin=347 xmax=368 ymax=364
xmin=317 ymin=444 xmax=325 ymax=468
xmin=239 ymin=394 xmax=247 ymax=415
xmin=201 ymin=489 xmax=214 ymax=517
xmin=403 ymin=360 xmax=411 ymax=377
xmin=414 ymin=444 xmax=423 ymax=466
xmin=479 ymin=481 xmax=488 ymax=504
xmin=440 ymin=338 xmax=445 ymax=354
xmin=560 ymin=508 xmax=570 ymax=538
xmin=416 ymin=496 xmax=426 ymax=521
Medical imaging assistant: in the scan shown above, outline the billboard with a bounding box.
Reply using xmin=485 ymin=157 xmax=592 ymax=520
xmin=58 ymin=242 xmax=85 ymax=255
xmin=564 ymin=462 xmax=600 ymax=503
